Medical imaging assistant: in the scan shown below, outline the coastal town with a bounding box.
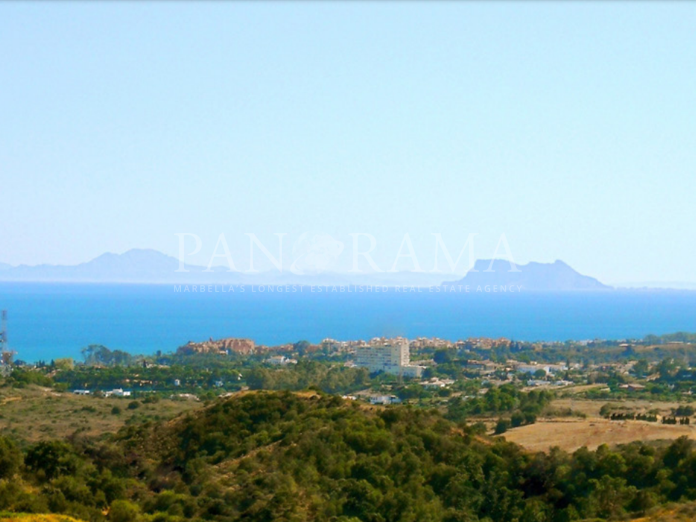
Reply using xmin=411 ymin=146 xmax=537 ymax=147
xmin=3 ymin=330 xmax=696 ymax=454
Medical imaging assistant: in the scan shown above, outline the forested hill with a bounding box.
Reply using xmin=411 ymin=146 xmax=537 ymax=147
xmin=113 ymin=391 xmax=696 ymax=521
xmin=117 ymin=391 xmax=531 ymax=521
xmin=6 ymin=391 xmax=696 ymax=521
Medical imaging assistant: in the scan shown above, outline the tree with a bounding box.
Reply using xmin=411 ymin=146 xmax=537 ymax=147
xmin=533 ymin=369 xmax=547 ymax=380
xmin=520 ymin=498 xmax=549 ymax=522
xmin=82 ymin=344 xmax=112 ymax=365
xmin=111 ymin=350 xmax=134 ymax=367
xmin=433 ymin=349 xmax=454 ymax=365
xmin=110 ymin=500 xmax=140 ymax=522
xmin=81 ymin=345 xmax=132 ymax=367
xmin=494 ymin=418 xmax=510 ymax=435
xmin=0 ymin=436 xmax=22 ymax=479
xmin=511 ymin=411 xmax=525 ymax=428
xmin=293 ymin=340 xmax=312 ymax=356
xmin=674 ymin=405 xmax=695 ymax=417
xmin=657 ymin=358 xmax=678 ymax=380
xmin=663 ymin=436 xmax=693 ymax=469
xmin=53 ymin=358 xmax=74 ymax=371
xmin=25 ymin=441 xmax=80 ymax=481
xmin=633 ymin=359 xmax=649 ymax=378
xmin=588 ymin=475 xmax=636 ymax=519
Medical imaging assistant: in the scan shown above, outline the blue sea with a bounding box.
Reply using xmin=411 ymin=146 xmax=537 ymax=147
xmin=2 ymin=283 xmax=696 ymax=362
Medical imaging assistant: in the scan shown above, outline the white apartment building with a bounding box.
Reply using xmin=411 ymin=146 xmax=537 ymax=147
xmin=266 ymin=355 xmax=298 ymax=366
xmin=355 ymin=338 xmax=424 ymax=378
xmin=104 ymin=388 xmax=132 ymax=397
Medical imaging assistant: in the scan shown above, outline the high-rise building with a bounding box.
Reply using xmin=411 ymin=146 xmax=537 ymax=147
xmin=354 ymin=338 xmax=424 ymax=378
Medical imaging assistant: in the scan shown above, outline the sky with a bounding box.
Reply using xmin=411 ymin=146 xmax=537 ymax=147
xmin=1 ymin=2 xmax=695 ymax=285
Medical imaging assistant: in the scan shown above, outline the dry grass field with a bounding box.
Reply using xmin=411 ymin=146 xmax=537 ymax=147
xmin=504 ymin=397 xmax=696 ymax=452
xmin=610 ymin=501 xmax=696 ymax=522
xmin=504 ymin=417 xmax=696 ymax=452
xmin=0 ymin=386 xmax=202 ymax=444
xmin=0 ymin=515 xmax=86 ymax=522
xmin=552 ymin=397 xmax=684 ymax=417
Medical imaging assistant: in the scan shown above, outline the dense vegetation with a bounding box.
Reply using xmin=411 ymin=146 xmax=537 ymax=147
xmin=244 ymin=361 xmax=370 ymax=394
xmin=2 ymin=391 xmax=696 ymax=521
xmin=446 ymin=384 xmax=553 ymax=425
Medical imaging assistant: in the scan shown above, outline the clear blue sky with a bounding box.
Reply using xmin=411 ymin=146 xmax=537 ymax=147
xmin=1 ymin=2 xmax=695 ymax=284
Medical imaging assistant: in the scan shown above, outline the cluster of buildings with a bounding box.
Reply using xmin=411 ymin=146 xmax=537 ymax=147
xmin=320 ymin=338 xmax=369 ymax=353
xmin=73 ymin=388 xmax=132 ymax=397
xmin=173 ymin=334 xmax=582 ymax=386
xmin=322 ymin=336 xmax=472 ymax=354
xmin=462 ymin=337 xmax=513 ymax=350
xmin=177 ymin=337 xmax=256 ymax=356
xmin=408 ymin=337 xmax=457 ymax=350
xmin=178 ymin=337 xmax=303 ymax=357
xmin=176 ymin=335 xmax=519 ymax=363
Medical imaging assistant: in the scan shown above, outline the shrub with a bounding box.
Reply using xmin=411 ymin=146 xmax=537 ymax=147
xmin=110 ymin=499 xmax=140 ymax=522
xmin=0 ymin=436 xmax=22 ymax=479
xmin=25 ymin=440 xmax=80 ymax=481
xmin=495 ymin=418 xmax=511 ymax=435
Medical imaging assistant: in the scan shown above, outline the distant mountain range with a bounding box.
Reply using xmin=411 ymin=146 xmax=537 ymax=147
xmin=0 ymin=249 xmax=218 ymax=284
xmin=0 ymin=251 xmax=644 ymax=291
xmin=0 ymin=249 xmax=452 ymax=286
xmin=445 ymin=259 xmax=612 ymax=291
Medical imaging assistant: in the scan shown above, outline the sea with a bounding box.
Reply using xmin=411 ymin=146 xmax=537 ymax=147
xmin=1 ymin=282 xmax=696 ymax=362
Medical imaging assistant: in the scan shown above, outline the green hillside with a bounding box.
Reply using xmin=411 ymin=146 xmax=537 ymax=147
xmin=4 ymin=391 xmax=696 ymax=521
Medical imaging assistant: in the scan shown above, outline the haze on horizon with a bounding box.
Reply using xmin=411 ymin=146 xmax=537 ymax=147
xmin=1 ymin=2 xmax=695 ymax=285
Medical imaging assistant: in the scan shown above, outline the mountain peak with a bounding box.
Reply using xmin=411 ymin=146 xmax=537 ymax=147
xmin=448 ymin=259 xmax=611 ymax=291
xmin=80 ymin=248 xmax=184 ymax=274
xmin=90 ymin=248 xmax=172 ymax=262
